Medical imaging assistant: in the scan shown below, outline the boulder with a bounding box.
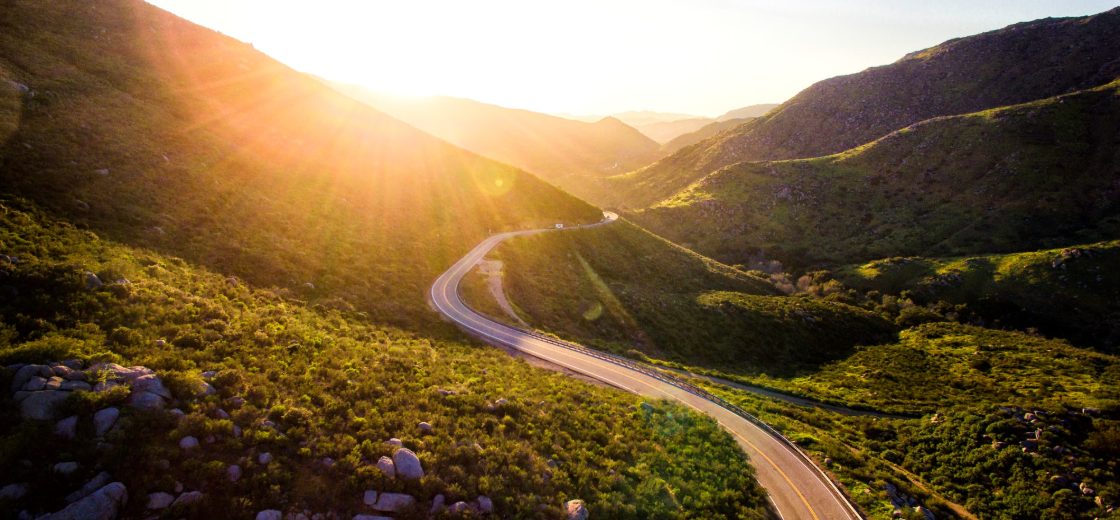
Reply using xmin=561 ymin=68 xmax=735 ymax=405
xmin=60 ymin=380 xmax=92 ymax=392
xmin=65 ymin=472 xmax=113 ymax=503
xmin=0 ymin=482 xmax=29 ymax=500
xmin=179 ymin=436 xmax=199 ymax=450
xmin=147 ymin=492 xmax=175 ymax=509
xmin=197 ymin=381 xmax=217 ymax=397
xmin=85 ymin=272 xmax=104 ymax=289
xmin=20 ymin=390 xmax=68 ymax=420
xmin=131 ymin=375 xmax=171 ymax=398
xmin=430 ymin=494 xmax=446 ymax=515
xmin=11 ymin=364 xmax=51 ymax=392
xmin=172 ymin=490 xmax=202 ymax=507
xmin=372 ymin=492 xmax=415 ymax=512
xmin=170 ymin=408 xmax=186 ymax=420
xmin=227 ymin=396 xmax=246 ymax=408
xmin=92 ymin=381 xmax=119 ymax=393
xmin=93 ymin=407 xmax=120 ymax=436
xmin=227 ymin=465 xmax=242 ymax=482
xmin=127 ymin=391 xmax=166 ymax=411
xmin=61 ymin=360 xmax=83 ymax=370
xmin=56 ymin=415 xmax=79 ymax=439
xmin=44 ymin=377 xmax=64 ymax=390
xmin=259 ymin=452 xmax=273 ymax=465
xmin=376 ymin=456 xmax=396 ymax=478
xmin=40 ymin=482 xmax=127 ymax=520
xmin=566 ymin=499 xmax=589 ymax=520
xmin=54 ymin=461 xmax=80 ymax=476
xmin=52 ymin=366 xmax=74 ymax=378
xmin=385 ymin=438 xmax=403 ymax=448
xmin=392 ymin=448 xmax=423 ymax=480
xmin=121 ymin=366 xmax=154 ymax=383
xmin=25 ymin=376 xmax=47 ymax=391
xmin=418 ymin=421 xmax=432 ymax=433
xmin=256 ymin=511 xmax=282 ymax=520
xmin=63 ymin=370 xmax=87 ymax=381
xmin=495 ymin=398 xmax=508 ymax=406
xmin=214 ymin=408 xmax=230 ymax=420
xmin=476 ymin=496 xmax=493 ymax=514
xmin=449 ymin=502 xmax=470 ymax=515
xmin=363 ymin=490 xmax=378 ymax=506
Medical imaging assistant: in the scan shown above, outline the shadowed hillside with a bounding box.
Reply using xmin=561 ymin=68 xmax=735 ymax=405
xmin=325 ymin=84 xmax=664 ymax=202
xmin=608 ymin=7 xmax=1120 ymax=209
xmin=0 ymin=0 xmax=603 ymax=328
xmin=661 ymin=118 xmax=752 ymax=154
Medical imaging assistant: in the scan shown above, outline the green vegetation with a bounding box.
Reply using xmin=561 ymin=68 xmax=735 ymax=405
xmin=0 ymin=199 xmax=770 ymax=519
xmin=606 ymin=7 xmax=1120 ymax=209
xmin=836 ymin=241 xmax=1120 ymax=350
xmin=0 ymin=0 xmax=601 ymax=331
xmin=630 ymin=79 xmax=1120 ymax=271
xmin=465 ymin=221 xmax=895 ymax=375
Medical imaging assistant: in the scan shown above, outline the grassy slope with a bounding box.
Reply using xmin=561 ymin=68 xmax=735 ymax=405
xmin=836 ymin=241 xmax=1120 ymax=349
xmin=0 ymin=0 xmax=602 ymax=330
xmin=326 ymin=83 xmax=664 ymax=203
xmin=629 ymin=79 xmax=1120 ymax=271
xmin=466 ymin=221 xmax=895 ymax=375
xmin=0 ymin=199 xmax=770 ymax=520
xmin=607 ymin=7 xmax=1120 ymax=209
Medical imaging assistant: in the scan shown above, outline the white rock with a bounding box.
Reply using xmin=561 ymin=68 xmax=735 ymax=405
xmin=256 ymin=511 xmax=282 ymax=520
xmin=56 ymin=415 xmax=79 ymax=439
xmin=131 ymin=374 xmax=171 ymax=398
xmin=385 ymin=438 xmax=403 ymax=448
xmin=43 ymin=482 xmax=128 ymax=520
xmin=53 ymin=366 xmax=74 ymax=378
xmin=93 ymin=408 xmax=120 ymax=436
xmin=430 ymin=494 xmax=446 ymax=515
xmin=24 ymin=376 xmax=47 ymax=391
xmin=476 ymin=496 xmax=493 ymax=514
xmin=372 ymin=492 xmax=415 ymax=512
xmin=376 ymin=456 xmax=395 ymax=478
xmin=363 ymin=490 xmax=378 ymax=506
xmin=392 ymin=448 xmax=423 ymax=480
xmin=127 ymin=390 xmax=166 ymax=411
xmin=173 ymin=490 xmax=202 ymax=507
xmin=65 ymin=472 xmax=112 ymax=503
xmin=147 ymin=492 xmax=175 ymax=509
xmin=54 ymin=461 xmax=80 ymax=476
xmin=227 ymin=464 xmax=242 ymax=482
xmin=0 ymin=482 xmax=28 ymax=500
xmin=10 ymin=364 xmax=51 ymax=392
xmin=495 ymin=398 xmax=508 ymax=406
xmin=63 ymin=370 xmax=87 ymax=381
xmin=179 ymin=436 xmax=199 ymax=450
xmin=44 ymin=376 xmax=64 ymax=390
xmin=418 ymin=421 xmax=432 ymax=433
xmin=258 ymin=452 xmax=273 ymax=465
xmin=20 ymin=391 xmax=68 ymax=421
xmin=566 ymin=499 xmax=589 ymax=520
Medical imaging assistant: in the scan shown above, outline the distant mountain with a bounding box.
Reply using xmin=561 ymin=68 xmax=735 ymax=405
xmin=660 ymin=118 xmax=752 ymax=154
xmin=629 ymin=117 xmax=713 ymax=144
xmin=628 ymin=79 xmax=1120 ymax=269
xmin=715 ymin=104 xmax=779 ymax=122
xmin=0 ymin=0 xmax=602 ymax=327
xmin=327 ymin=85 xmax=664 ymax=200
xmin=608 ymin=7 xmax=1120 ymax=209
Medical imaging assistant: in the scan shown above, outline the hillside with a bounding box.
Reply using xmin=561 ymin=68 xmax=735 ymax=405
xmin=327 ymin=84 xmax=664 ymax=200
xmin=628 ymin=78 xmax=1120 ymax=273
xmin=0 ymin=199 xmax=770 ymax=519
xmin=629 ymin=117 xmax=712 ymax=144
xmin=661 ymin=118 xmax=751 ymax=154
xmin=715 ymin=104 xmax=778 ymax=121
xmin=608 ymin=7 xmax=1120 ymax=209
xmin=462 ymin=221 xmax=895 ymax=375
xmin=0 ymin=0 xmax=604 ymax=329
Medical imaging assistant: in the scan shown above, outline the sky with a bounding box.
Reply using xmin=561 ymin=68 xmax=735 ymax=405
xmin=147 ymin=0 xmax=1118 ymax=117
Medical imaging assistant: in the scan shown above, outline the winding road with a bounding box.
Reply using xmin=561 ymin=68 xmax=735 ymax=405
xmin=430 ymin=213 xmax=861 ymax=520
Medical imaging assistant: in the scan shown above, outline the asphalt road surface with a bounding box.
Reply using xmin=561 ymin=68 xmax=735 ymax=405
xmin=430 ymin=213 xmax=860 ymax=520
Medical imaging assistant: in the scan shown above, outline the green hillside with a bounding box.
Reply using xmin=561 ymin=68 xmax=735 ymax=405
xmin=836 ymin=241 xmax=1120 ymax=350
xmin=463 ymin=221 xmax=895 ymax=375
xmin=325 ymin=83 xmax=664 ymax=203
xmin=0 ymin=199 xmax=769 ymax=519
xmin=629 ymin=79 xmax=1120 ymax=274
xmin=0 ymin=0 xmax=602 ymax=330
xmin=607 ymin=7 xmax=1120 ymax=209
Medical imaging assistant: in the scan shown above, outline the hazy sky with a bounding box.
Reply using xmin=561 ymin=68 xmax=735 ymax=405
xmin=148 ymin=0 xmax=1117 ymax=117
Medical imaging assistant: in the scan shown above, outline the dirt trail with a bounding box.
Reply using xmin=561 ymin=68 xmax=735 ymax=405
xmin=475 ymin=258 xmax=528 ymax=327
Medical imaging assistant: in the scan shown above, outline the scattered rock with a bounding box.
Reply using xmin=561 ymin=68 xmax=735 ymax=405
xmin=476 ymin=496 xmax=493 ymax=514
xmin=566 ymin=499 xmax=589 ymax=520
xmin=66 ymin=472 xmax=113 ymax=504
xmin=214 ymin=408 xmax=230 ymax=420
xmin=495 ymin=398 xmax=508 ymax=406
xmin=147 ymin=492 xmax=175 ymax=509
xmin=385 ymin=438 xmax=402 ymax=448
xmin=371 ymin=493 xmax=415 ymax=512
xmin=392 ymin=448 xmax=423 ymax=480
xmin=94 ymin=407 xmax=120 ymax=436
xmin=131 ymin=375 xmax=171 ymax=399
xmin=56 ymin=415 xmax=79 ymax=439
xmin=20 ymin=390 xmax=69 ymax=420
xmin=179 ymin=436 xmax=199 ymax=450
xmin=85 ymin=272 xmax=103 ymax=289
xmin=42 ymin=482 xmax=127 ymax=520
xmin=128 ymin=391 xmax=166 ymax=411
xmin=54 ymin=461 xmax=80 ymax=476
xmin=0 ymin=482 xmax=29 ymax=501
xmin=227 ymin=465 xmax=242 ymax=482
xmin=376 ymin=456 xmax=396 ymax=478
xmin=227 ymin=396 xmax=246 ymax=408
xmin=153 ymin=339 xmax=166 ymax=347
xmin=418 ymin=421 xmax=432 ymax=433
xmin=363 ymin=490 xmax=378 ymax=506
xmin=172 ymin=490 xmax=202 ymax=507
xmin=259 ymin=452 xmax=273 ymax=465
xmin=430 ymin=494 xmax=446 ymax=515
xmin=449 ymin=502 xmax=471 ymax=515
xmin=11 ymin=364 xmax=51 ymax=392
xmin=256 ymin=511 xmax=282 ymax=520
xmin=60 ymin=380 xmax=92 ymax=391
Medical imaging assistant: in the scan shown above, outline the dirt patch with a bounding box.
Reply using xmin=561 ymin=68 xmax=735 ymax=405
xmin=476 ymin=258 xmax=528 ymax=327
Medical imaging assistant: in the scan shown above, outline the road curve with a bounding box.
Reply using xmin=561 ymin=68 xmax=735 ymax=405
xmin=430 ymin=213 xmax=860 ymax=520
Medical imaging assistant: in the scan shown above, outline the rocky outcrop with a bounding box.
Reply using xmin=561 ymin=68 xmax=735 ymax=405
xmin=392 ymin=448 xmax=423 ymax=480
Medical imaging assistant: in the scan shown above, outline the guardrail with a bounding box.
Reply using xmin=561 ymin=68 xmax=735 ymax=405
xmin=454 ymin=290 xmax=865 ymax=519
